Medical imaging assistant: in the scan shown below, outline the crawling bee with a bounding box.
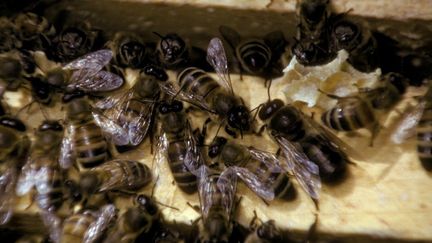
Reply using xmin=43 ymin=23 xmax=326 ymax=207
xmin=259 ymin=99 xmax=352 ymax=199
xmin=79 ymin=159 xmax=152 ymax=196
xmin=60 ymin=96 xmax=129 ymax=170
xmin=95 ymin=65 xmax=168 ymax=146
xmin=292 ymin=0 xmax=336 ymax=66
xmin=330 ymin=14 xmax=379 ymax=72
xmin=244 ymin=212 xmax=282 ymax=243
xmin=108 ymin=32 xmax=151 ymax=69
xmin=219 ymin=25 xmax=287 ymax=81
xmin=157 ymin=100 xmax=202 ymax=194
xmin=208 ymin=136 xmax=293 ymax=201
xmin=163 ymin=38 xmax=253 ymax=137
xmin=0 ymin=114 xmax=30 ymax=224
xmin=104 ymin=194 xmax=160 ymax=243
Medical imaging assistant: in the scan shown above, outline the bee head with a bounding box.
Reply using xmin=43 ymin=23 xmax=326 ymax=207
xmin=158 ymin=100 xmax=183 ymax=114
xmin=46 ymin=68 xmax=67 ymax=87
xmin=208 ymin=136 xmax=227 ymax=158
xmin=38 ymin=120 xmax=63 ymax=132
xmin=0 ymin=116 xmax=26 ymax=132
xmin=332 ymin=19 xmax=360 ymax=51
xmin=257 ymin=220 xmax=281 ymax=241
xmin=143 ymin=65 xmax=168 ymax=81
xmin=119 ymin=38 xmax=147 ymax=68
xmin=385 ymin=72 xmax=409 ymax=94
xmin=227 ymin=105 xmax=250 ymax=133
xmin=156 ymin=33 xmax=187 ymax=65
xmin=258 ymin=99 xmax=284 ymax=121
xmin=136 ymin=194 xmax=159 ymax=216
xmin=299 ymin=0 xmax=329 ymax=24
xmin=203 ymin=213 xmax=229 ymax=243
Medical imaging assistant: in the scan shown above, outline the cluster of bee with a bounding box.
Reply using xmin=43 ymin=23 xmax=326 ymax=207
xmin=0 ymin=0 xmax=431 ymax=242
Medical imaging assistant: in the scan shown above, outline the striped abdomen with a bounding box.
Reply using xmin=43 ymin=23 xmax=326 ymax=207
xmin=236 ymin=40 xmax=271 ymax=74
xmin=268 ymin=106 xmax=307 ymax=142
xmin=417 ymin=105 xmax=432 ymax=170
xmin=73 ymin=119 xmax=108 ymax=168
xmin=167 ymin=140 xmax=198 ymax=194
xmin=62 ymin=213 xmax=96 ymax=243
xmin=321 ymin=98 xmax=375 ymax=131
xmin=177 ymin=67 xmax=221 ymax=103
xmin=97 ymin=160 xmax=152 ymax=191
xmin=36 ymin=163 xmax=64 ymax=211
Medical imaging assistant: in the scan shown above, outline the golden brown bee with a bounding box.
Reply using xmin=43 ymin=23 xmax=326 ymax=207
xmin=108 ymin=32 xmax=150 ymax=69
xmin=96 ymin=65 xmax=168 ymax=146
xmin=208 ymin=136 xmax=293 ymax=201
xmin=157 ymin=100 xmax=202 ymax=194
xmin=0 ymin=115 xmax=30 ymax=224
xmin=60 ymin=204 xmax=117 ymax=243
xmin=79 ymin=159 xmax=152 ymax=195
xmin=104 ymin=194 xmax=160 ymax=243
xmin=219 ymin=26 xmax=287 ymax=80
xmin=163 ymin=38 xmax=253 ymax=137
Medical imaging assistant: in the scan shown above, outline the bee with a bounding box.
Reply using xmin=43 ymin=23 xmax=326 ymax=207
xmin=244 ymin=212 xmax=282 ymax=243
xmin=79 ymin=159 xmax=152 ymax=196
xmin=208 ymin=136 xmax=293 ymax=201
xmin=0 ymin=115 xmax=30 ymax=225
xmin=162 ymin=38 xmax=253 ymax=137
xmin=60 ymin=204 xmax=117 ymax=243
xmin=151 ymin=227 xmax=185 ymax=243
xmin=108 ymin=32 xmax=151 ymax=69
xmin=95 ymin=65 xmax=168 ymax=146
xmin=330 ymin=14 xmax=379 ymax=72
xmin=259 ymin=99 xmax=352 ymax=199
xmin=157 ymin=100 xmax=203 ymax=194
xmin=16 ymin=120 xmax=65 ymax=212
xmin=60 ymin=96 xmax=129 ymax=170
xmin=104 ymin=194 xmax=160 ymax=243
xmin=366 ymin=72 xmax=409 ymax=110
xmin=292 ymin=0 xmax=336 ymax=66
xmin=195 ymin=165 xmax=238 ymax=243
xmin=219 ymin=26 xmax=287 ymax=81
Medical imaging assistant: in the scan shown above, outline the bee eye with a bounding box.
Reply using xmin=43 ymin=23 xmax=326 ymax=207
xmin=171 ymin=101 xmax=183 ymax=112
xmin=159 ymin=103 xmax=170 ymax=114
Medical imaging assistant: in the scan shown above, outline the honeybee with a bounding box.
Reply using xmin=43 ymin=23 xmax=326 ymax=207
xmin=244 ymin=212 xmax=282 ymax=243
xmin=60 ymin=96 xmax=129 ymax=170
xmin=104 ymin=194 xmax=160 ymax=243
xmin=162 ymin=38 xmax=253 ymax=137
xmin=79 ymin=159 xmax=152 ymax=196
xmin=366 ymin=72 xmax=409 ymax=110
xmin=219 ymin=25 xmax=287 ymax=81
xmin=95 ymin=65 xmax=168 ymax=146
xmin=108 ymin=32 xmax=151 ymax=69
xmin=0 ymin=115 xmax=30 ymax=225
xmin=259 ymin=99 xmax=352 ymax=198
xmin=195 ymin=165 xmax=238 ymax=243
xmin=292 ymin=0 xmax=336 ymax=66
xmin=16 ymin=120 xmax=65 ymax=212
xmin=60 ymin=204 xmax=118 ymax=243
xmin=157 ymin=100 xmax=203 ymax=194
xmin=330 ymin=14 xmax=379 ymax=72
xmin=13 ymin=12 xmax=56 ymax=51
xmin=208 ymin=136 xmax=293 ymax=201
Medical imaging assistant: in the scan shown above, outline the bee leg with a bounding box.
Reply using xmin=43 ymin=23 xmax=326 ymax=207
xmin=225 ymin=126 xmax=237 ymax=138
xmin=107 ymin=142 xmax=120 ymax=158
xmin=304 ymin=213 xmax=319 ymax=243
xmin=253 ymin=124 xmax=266 ymax=136
xmin=369 ymin=123 xmax=382 ymax=147
xmin=24 ymin=191 xmax=36 ymax=210
xmin=186 ymin=202 xmax=200 ymax=214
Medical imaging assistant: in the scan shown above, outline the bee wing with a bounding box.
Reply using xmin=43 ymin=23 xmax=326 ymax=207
xmin=206 ymin=37 xmax=234 ymax=94
xmin=40 ymin=211 xmax=62 ymax=243
xmin=217 ymin=168 xmax=238 ymax=217
xmin=84 ymin=204 xmax=117 ymax=243
xmin=223 ymin=166 xmax=275 ymax=201
xmin=94 ymin=88 xmax=133 ymax=110
xmin=248 ymin=147 xmax=283 ymax=173
xmin=391 ymin=101 xmax=425 ymax=144
xmin=197 ymin=165 xmax=212 ymax=218
xmin=127 ymin=101 xmax=155 ymax=146
xmin=0 ymin=167 xmax=18 ymax=225
xmin=67 ymin=70 xmax=124 ymax=92
xmin=16 ymin=156 xmax=38 ymax=196
xmin=159 ymin=81 xmax=216 ymax=113
xmin=184 ymin=121 xmax=204 ymax=176
xmin=92 ymin=110 xmax=129 ymax=146
xmin=275 ymin=136 xmax=321 ymax=200
xmin=59 ymin=123 xmax=76 ymax=169
xmin=64 ymin=49 xmax=113 ymax=72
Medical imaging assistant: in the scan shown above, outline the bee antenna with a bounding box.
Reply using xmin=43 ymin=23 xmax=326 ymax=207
xmin=267 ymin=78 xmax=273 ymax=102
xmin=15 ymin=101 xmax=35 ymax=118
xmin=37 ymin=102 xmax=50 ymax=120
xmin=153 ymin=32 xmax=165 ymax=39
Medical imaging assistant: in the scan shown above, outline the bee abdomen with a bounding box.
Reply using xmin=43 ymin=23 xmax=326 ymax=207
xmin=416 ymin=107 xmax=432 ymax=170
xmin=167 ymin=141 xmax=198 ymax=193
xmin=321 ymin=100 xmax=375 ymax=131
xmin=178 ymin=67 xmax=219 ymax=99
xmin=75 ymin=123 xmax=108 ymax=168
xmin=37 ymin=167 xmax=64 ymax=211
xmin=114 ymin=160 xmax=152 ymax=190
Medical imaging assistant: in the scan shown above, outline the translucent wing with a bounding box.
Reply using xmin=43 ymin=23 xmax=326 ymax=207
xmin=84 ymin=204 xmax=117 ymax=243
xmin=223 ymin=166 xmax=274 ymax=201
xmin=16 ymin=157 xmax=38 ymax=196
xmin=206 ymin=38 xmax=233 ymax=94
xmin=92 ymin=110 xmax=129 ymax=146
xmin=184 ymin=121 xmax=204 ymax=176
xmin=64 ymin=49 xmax=113 ymax=73
xmin=0 ymin=167 xmax=17 ymax=225
xmin=275 ymin=136 xmax=321 ymax=199
xmin=40 ymin=211 xmax=62 ymax=243
xmin=217 ymin=168 xmax=237 ymax=217
xmin=59 ymin=123 xmax=75 ymax=169
xmin=94 ymin=88 xmax=134 ymax=110
xmin=197 ymin=165 xmax=211 ymax=218
xmin=248 ymin=147 xmax=283 ymax=173
xmin=67 ymin=70 xmax=124 ymax=92
xmin=159 ymin=81 xmax=216 ymax=113
xmin=391 ymin=101 xmax=425 ymax=144
xmin=127 ymin=101 xmax=155 ymax=146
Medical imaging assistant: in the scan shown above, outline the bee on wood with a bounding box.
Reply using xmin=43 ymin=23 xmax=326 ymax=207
xmin=157 ymin=100 xmax=203 ymax=194
xmin=104 ymin=194 xmax=160 ymax=243
xmin=330 ymin=14 xmax=379 ymax=72
xmin=219 ymin=25 xmax=287 ymax=81
xmin=60 ymin=96 xmax=129 ymax=170
xmin=95 ymin=65 xmax=168 ymax=146
xmin=162 ymin=38 xmax=254 ymax=138
xmin=259 ymin=99 xmax=352 ymax=199
xmin=292 ymin=0 xmax=336 ymax=66
xmin=0 ymin=114 xmax=30 ymax=225
xmin=108 ymin=32 xmax=151 ymax=69
xmin=208 ymin=136 xmax=294 ymax=201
